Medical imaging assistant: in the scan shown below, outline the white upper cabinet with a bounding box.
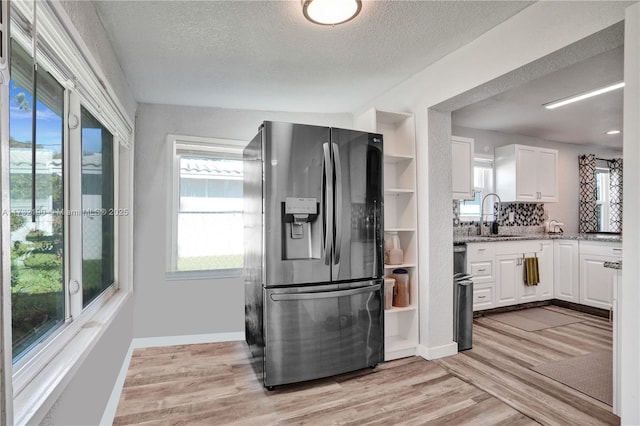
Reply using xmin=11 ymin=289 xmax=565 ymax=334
xmin=452 ymin=136 xmax=475 ymax=200
xmin=495 ymin=144 xmax=558 ymax=202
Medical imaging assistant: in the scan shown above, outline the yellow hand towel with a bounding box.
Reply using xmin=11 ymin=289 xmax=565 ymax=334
xmin=524 ymin=257 xmax=539 ymax=286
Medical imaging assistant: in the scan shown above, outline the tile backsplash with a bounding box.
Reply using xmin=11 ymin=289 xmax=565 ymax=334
xmin=453 ymin=200 xmax=546 ymax=227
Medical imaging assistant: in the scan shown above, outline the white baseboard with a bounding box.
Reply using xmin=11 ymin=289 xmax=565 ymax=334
xmin=416 ymin=342 xmax=458 ymax=360
xmin=100 ymin=331 xmax=245 ymax=425
xmin=99 ymin=343 xmax=134 ymax=426
xmin=131 ymin=332 xmax=245 ymax=349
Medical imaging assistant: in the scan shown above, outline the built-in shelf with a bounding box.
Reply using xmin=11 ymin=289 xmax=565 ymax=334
xmin=385 ymin=335 xmax=416 ymax=351
xmin=384 ymin=188 xmax=415 ymax=195
xmin=356 ymin=107 xmax=418 ymax=362
xmin=384 ymin=228 xmax=416 ymax=233
xmin=384 ymin=153 xmax=414 ymax=163
xmin=385 ymin=305 xmax=418 ymax=314
xmin=384 ymin=263 xmax=416 ymax=269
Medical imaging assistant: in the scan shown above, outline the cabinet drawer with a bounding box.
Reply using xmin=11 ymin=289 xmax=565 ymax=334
xmin=579 ymin=241 xmax=622 ymax=257
xmin=467 ymin=243 xmax=495 ymax=261
xmin=473 ymin=284 xmax=494 ymax=311
xmin=470 ymin=261 xmax=494 ymax=283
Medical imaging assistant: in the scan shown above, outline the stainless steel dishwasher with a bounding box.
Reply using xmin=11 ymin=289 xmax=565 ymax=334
xmin=453 ymin=243 xmax=473 ymax=351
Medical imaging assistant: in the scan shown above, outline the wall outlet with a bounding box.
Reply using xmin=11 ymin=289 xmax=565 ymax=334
xmin=508 ymin=211 xmax=515 ymax=222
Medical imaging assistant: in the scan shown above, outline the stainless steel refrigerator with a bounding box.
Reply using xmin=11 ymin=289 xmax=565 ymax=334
xmin=244 ymin=121 xmax=384 ymax=388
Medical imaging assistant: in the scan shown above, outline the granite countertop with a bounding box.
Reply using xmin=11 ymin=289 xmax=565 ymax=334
xmin=454 ymin=232 xmax=622 ymax=244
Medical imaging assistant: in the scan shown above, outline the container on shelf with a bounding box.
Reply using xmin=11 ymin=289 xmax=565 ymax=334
xmin=392 ymin=268 xmax=410 ymax=307
xmin=384 ymin=278 xmax=395 ymax=310
xmin=384 ymin=234 xmax=393 ymax=264
xmin=387 ymin=231 xmax=404 ymax=265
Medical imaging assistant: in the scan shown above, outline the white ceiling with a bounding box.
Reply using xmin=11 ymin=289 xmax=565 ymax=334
xmin=92 ymin=0 xmax=533 ymax=113
xmin=452 ymin=46 xmax=624 ymax=149
xmin=93 ymin=1 xmax=623 ymax=149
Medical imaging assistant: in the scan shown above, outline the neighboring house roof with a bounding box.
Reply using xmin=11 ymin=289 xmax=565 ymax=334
xmin=9 ymin=148 xmax=103 ymax=175
xmin=180 ymin=157 xmax=242 ymax=179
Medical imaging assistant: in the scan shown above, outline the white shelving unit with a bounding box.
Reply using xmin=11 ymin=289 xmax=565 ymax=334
xmin=356 ymin=108 xmax=419 ymax=361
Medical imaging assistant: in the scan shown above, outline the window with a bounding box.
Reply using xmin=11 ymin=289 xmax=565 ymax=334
xmin=8 ymin=42 xmax=117 ymax=363
xmin=2 ymin=2 xmax=134 ymax=423
xmin=81 ymin=107 xmax=115 ymax=307
xmin=168 ymin=136 xmax=246 ymax=277
xmin=460 ymin=158 xmax=494 ymax=221
xmin=596 ymin=167 xmax=610 ymax=232
xmin=9 ymin=42 xmax=65 ymax=362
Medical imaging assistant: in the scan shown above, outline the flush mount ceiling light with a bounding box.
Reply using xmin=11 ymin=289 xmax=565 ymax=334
xmin=606 ymin=129 xmax=621 ymax=135
xmin=302 ymin=0 xmax=362 ymax=25
xmin=543 ymin=81 xmax=625 ymax=110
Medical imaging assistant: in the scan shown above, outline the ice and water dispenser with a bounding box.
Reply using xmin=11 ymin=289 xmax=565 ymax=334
xmin=282 ymin=197 xmax=321 ymax=260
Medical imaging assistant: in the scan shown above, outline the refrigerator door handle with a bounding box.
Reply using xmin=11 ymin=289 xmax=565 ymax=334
xmin=322 ymin=142 xmax=333 ymax=265
xmin=270 ymin=285 xmax=378 ymax=301
xmin=332 ymin=142 xmax=343 ymax=265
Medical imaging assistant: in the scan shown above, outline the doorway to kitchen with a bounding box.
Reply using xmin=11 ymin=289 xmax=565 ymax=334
xmin=436 ymin=22 xmax=624 ymax=416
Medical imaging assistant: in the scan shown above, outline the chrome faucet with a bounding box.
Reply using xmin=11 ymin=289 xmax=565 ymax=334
xmin=478 ymin=193 xmax=502 ymax=235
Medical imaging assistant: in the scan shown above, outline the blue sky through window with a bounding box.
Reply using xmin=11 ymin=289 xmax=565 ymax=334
xmin=9 ymin=82 xmax=63 ymax=153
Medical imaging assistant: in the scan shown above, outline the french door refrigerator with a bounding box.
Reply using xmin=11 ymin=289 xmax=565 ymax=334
xmin=244 ymin=121 xmax=384 ymax=388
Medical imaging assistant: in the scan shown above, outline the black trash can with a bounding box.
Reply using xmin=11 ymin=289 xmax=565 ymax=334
xmin=453 ymin=273 xmax=473 ymax=351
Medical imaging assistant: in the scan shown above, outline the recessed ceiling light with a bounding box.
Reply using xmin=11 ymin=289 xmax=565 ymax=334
xmin=302 ymin=0 xmax=362 ymax=26
xmin=606 ymin=130 xmax=621 ymax=135
xmin=543 ymin=81 xmax=625 ymax=110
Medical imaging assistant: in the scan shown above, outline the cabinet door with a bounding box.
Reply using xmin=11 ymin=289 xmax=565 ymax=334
xmin=554 ymin=240 xmax=579 ymax=302
xmin=519 ymin=252 xmax=538 ymax=304
xmin=495 ymin=255 xmax=518 ymax=307
xmin=515 ymin=146 xmax=539 ymax=201
xmin=579 ymin=254 xmax=616 ymax=309
xmin=537 ymin=148 xmax=558 ymax=202
xmin=537 ymin=241 xmax=554 ymax=300
xmin=452 ymin=136 xmax=474 ymax=200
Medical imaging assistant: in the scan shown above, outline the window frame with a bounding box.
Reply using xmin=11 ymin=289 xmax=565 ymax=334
xmin=165 ymin=134 xmax=246 ymax=280
xmin=10 ymin=78 xmax=120 ymax=394
xmin=2 ymin=2 xmax=135 ymax=424
xmin=459 ymin=156 xmax=494 ymax=222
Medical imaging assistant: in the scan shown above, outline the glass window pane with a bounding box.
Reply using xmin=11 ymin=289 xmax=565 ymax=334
xmin=81 ymin=107 xmax=114 ymax=307
xmin=177 ymin=156 xmax=243 ymax=271
xmin=9 ymin=42 xmax=65 ymax=362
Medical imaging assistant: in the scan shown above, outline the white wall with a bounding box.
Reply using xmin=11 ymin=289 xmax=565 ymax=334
xmin=453 ymin=126 xmax=623 ymax=233
xmin=353 ymin=1 xmax=630 ymax=361
xmin=133 ymin=103 xmax=352 ymax=339
xmin=40 ymin=298 xmax=134 ymax=426
xmin=621 ymin=3 xmax=640 ymax=423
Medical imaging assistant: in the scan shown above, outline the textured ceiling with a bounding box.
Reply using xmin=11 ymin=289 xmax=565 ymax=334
xmin=92 ymin=0 xmax=533 ymax=112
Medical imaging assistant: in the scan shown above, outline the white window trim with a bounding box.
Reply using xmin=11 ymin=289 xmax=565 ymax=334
xmin=165 ymin=134 xmax=246 ymax=280
xmin=9 ymin=78 xmax=125 ymax=426
xmin=1 ymin=2 xmax=135 ymax=425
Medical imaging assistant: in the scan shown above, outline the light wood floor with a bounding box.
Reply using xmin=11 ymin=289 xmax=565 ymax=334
xmin=114 ymin=306 xmax=618 ymax=425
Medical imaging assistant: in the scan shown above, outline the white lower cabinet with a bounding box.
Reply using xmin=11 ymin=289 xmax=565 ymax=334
xmin=468 ymin=238 xmax=621 ymax=312
xmin=553 ymin=240 xmax=580 ymax=302
xmin=578 ymin=241 xmax=622 ymax=310
xmin=495 ymin=240 xmax=554 ymax=307
xmin=467 ymin=243 xmax=496 ymax=311
xmin=579 ymin=255 xmax=616 ymax=309
xmin=495 ymin=255 xmax=519 ymax=307
xmin=536 ymin=241 xmax=554 ymax=301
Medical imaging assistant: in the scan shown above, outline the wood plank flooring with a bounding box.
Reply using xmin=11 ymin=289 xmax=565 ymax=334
xmin=114 ymin=306 xmax=618 ymax=425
